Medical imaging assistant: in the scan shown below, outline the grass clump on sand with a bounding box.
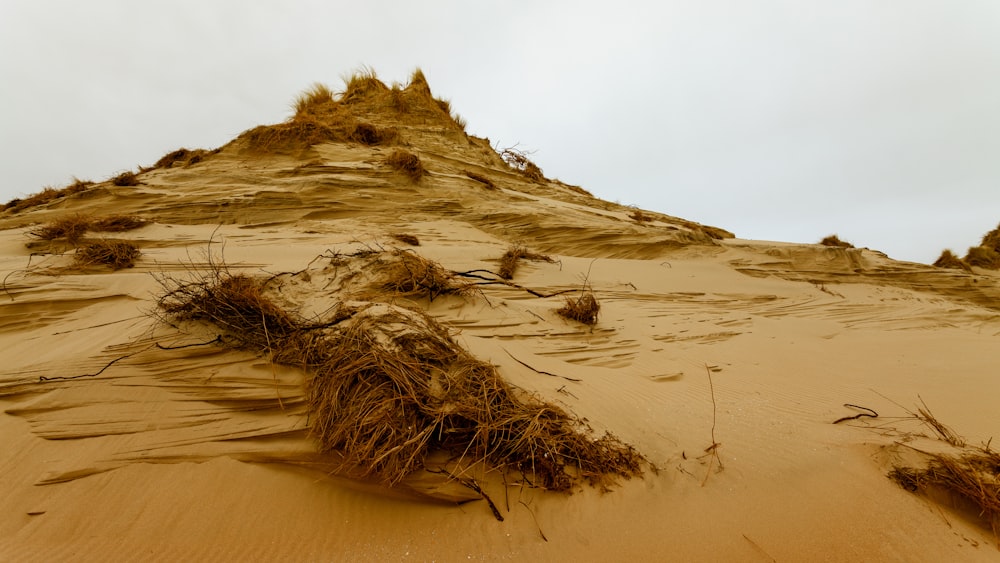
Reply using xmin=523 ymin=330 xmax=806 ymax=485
xmin=497 ymin=244 xmax=552 ymax=280
xmin=29 ymin=214 xmax=147 ymax=245
xmin=3 ymin=179 xmax=94 ymax=214
xmin=378 ymin=250 xmax=465 ymax=301
xmin=499 ymin=146 xmax=544 ymax=183
xmin=890 ymin=449 xmax=1000 ymax=540
xmin=154 ymin=147 xmax=215 ymax=169
xmin=75 ymin=240 xmax=141 ymax=269
xmin=111 ymin=170 xmax=141 ymax=186
xmin=933 ymin=249 xmax=971 ymax=272
xmin=820 ymin=234 xmax=854 ymax=248
xmin=385 ymin=150 xmax=426 ymax=181
xmin=29 ymin=215 xmax=92 ymax=245
xmin=964 ymin=246 xmax=1000 ymax=269
xmin=628 ymin=208 xmax=654 ymax=223
xmin=156 ymin=262 xmax=645 ymax=492
xmin=557 ymin=290 xmax=601 ymax=325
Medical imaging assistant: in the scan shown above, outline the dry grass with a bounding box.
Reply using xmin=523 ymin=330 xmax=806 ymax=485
xmin=389 ymin=233 xmax=420 ymax=246
xmin=497 ymin=244 xmax=552 ymax=280
xmin=889 ymin=449 xmax=1000 ymax=540
xmin=293 ymin=82 xmax=336 ymax=117
xmin=111 ymin=170 xmax=140 ymax=186
xmin=964 ymin=246 xmax=1000 ymax=269
xmin=154 ymin=148 xmax=214 ymax=169
xmin=378 ymin=251 xmax=466 ymax=301
xmin=464 ymin=170 xmax=496 ymax=189
xmin=156 ymin=262 xmax=645 ymax=492
xmin=557 ymin=290 xmax=600 ymax=325
xmin=700 ymin=225 xmax=735 ymax=240
xmin=980 ymin=223 xmax=1000 ymax=253
xmin=820 ymin=234 xmax=854 ymax=248
xmin=628 ymin=208 xmax=654 ymax=223
xmin=29 ymin=215 xmax=92 ymax=244
xmin=499 ymin=147 xmax=544 ymax=182
xmin=349 ymin=122 xmax=399 ymax=146
xmin=385 ymin=150 xmax=425 ymax=181
xmin=886 ymin=399 xmax=999 ymax=542
xmin=3 ymin=179 xmax=94 ymax=213
xmin=75 ymin=240 xmax=141 ymax=269
xmin=933 ymin=249 xmax=972 ymax=272
xmin=90 ymin=215 xmax=148 ymax=232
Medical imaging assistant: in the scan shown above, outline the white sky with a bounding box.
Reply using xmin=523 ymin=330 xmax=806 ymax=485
xmin=2 ymin=0 xmax=999 ymax=264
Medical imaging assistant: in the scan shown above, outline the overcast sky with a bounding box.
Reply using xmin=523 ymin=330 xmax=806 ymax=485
xmin=2 ymin=1 xmax=999 ymax=263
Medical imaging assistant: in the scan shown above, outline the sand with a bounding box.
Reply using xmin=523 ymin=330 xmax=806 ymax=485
xmin=2 ymin=79 xmax=999 ymax=562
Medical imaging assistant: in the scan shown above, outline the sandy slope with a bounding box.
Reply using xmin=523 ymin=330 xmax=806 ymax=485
xmin=2 ymin=92 xmax=999 ymax=561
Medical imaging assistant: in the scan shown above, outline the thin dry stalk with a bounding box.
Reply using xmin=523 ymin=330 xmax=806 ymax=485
xmin=700 ymin=364 xmax=723 ymax=485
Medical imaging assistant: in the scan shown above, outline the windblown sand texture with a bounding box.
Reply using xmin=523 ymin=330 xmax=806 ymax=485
xmin=2 ymin=71 xmax=999 ymax=561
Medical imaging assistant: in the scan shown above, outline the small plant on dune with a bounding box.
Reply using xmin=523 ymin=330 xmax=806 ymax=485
xmin=90 ymin=214 xmax=147 ymax=232
xmin=933 ymin=249 xmax=971 ymax=272
xmin=75 ymin=240 xmax=141 ymax=269
xmin=820 ymin=234 xmax=854 ymax=248
xmin=154 ymin=147 xmax=214 ymax=169
xmin=28 ymin=214 xmax=92 ymax=245
xmin=464 ymin=170 xmax=496 ymax=189
xmin=378 ymin=250 xmax=466 ymax=301
xmin=293 ymin=82 xmax=337 ymax=118
xmin=628 ymin=208 xmax=654 ymax=223
xmin=348 ymin=122 xmax=398 ymax=146
xmin=385 ymin=149 xmax=426 ymax=181
xmin=964 ymin=246 xmax=1000 ymax=269
xmin=3 ymin=178 xmax=94 ymax=213
xmin=341 ymin=66 xmax=388 ymax=104
xmin=111 ymin=170 xmax=140 ymax=187
xmin=887 ymin=400 xmax=998 ymax=541
xmin=557 ymin=289 xmax=601 ymax=325
xmin=155 ymin=255 xmax=645 ymax=495
xmin=499 ymin=146 xmax=544 ymax=183
xmin=497 ymin=244 xmax=553 ymax=280
xmin=979 ymin=223 xmax=1000 ymax=253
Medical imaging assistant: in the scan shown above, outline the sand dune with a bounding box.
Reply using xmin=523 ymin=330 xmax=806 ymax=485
xmin=2 ymin=73 xmax=998 ymax=561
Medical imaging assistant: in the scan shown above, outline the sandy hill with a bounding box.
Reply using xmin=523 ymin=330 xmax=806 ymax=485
xmin=1 ymin=70 xmax=998 ymax=562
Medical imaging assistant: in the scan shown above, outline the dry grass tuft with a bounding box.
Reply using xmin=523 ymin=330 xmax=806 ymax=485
xmin=628 ymin=208 xmax=654 ymax=223
xmin=464 ymin=170 xmax=496 ymax=189
xmin=154 ymin=148 xmax=214 ymax=169
xmin=378 ymin=251 xmax=465 ymax=301
xmin=349 ymin=122 xmax=398 ymax=146
xmin=293 ymin=83 xmax=336 ymax=117
xmin=386 ymin=149 xmax=426 ymax=181
xmin=29 ymin=215 xmax=91 ymax=244
xmin=90 ymin=215 xmax=147 ymax=232
xmin=933 ymin=249 xmax=972 ymax=272
xmin=820 ymin=234 xmax=854 ymax=248
xmin=75 ymin=240 xmax=141 ymax=269
xmin=980 ymin=223 xmax=1000 ymax=253
xmin=889 ymin=448 xmax=1000 ymax=540
xmin=557 ymin=290 xmax=601 ymax=325
xmin=158 ymin=271 xmax=300 ymax=349
xmin=499 ymin=147 xmax=545 ymax=183
xmin=497 ymin=245 xmax=553 ymax=280
xmin=157 ymin=262 xmax=645 ymax=492
xmin=341 ymin=67 xmax=388 ymax=104
xmin=389 ymin=233 xmax=420 ymax=246
xmin=111 ymin=170 xmax=141 ymax=187
xmin=964 ymin=246 xmax=1000 ymax=269
xmin=3 ymin=179 xmax=94 ymax=213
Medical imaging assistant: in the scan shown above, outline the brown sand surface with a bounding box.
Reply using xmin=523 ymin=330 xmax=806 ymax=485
xmin=2 ymin=80 xmax=999 ymax=561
